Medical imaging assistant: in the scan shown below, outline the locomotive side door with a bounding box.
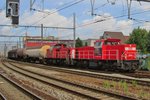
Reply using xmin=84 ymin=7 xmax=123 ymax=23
xmin=94 ymin=41 xmax=103 ymax=56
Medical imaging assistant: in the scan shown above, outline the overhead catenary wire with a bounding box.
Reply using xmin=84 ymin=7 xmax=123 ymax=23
xmin=14 ymin=0 xmax=84 ymax=41
xmin=1 ymin=0 xmax=149 ymax=41
xmin=130 ymin=18 xmax=150 ymax=22
xmin=59 ymin=21 xmax=143 ymax=39
xmin=0 ymin=24 xmax=74 ymax=30
xmin=94 ymin=8 xmax=150 ymax=22
xmin=76 ymin=8 xmax=150 ymax=28
xmin=87 ymin=0 xmax=150 ymax=26
xmin=31 ymin=0 xmax=85 ymax=26
xmin=78 ymin=21 xmax=144 ymax=39
xmin=90 ymin=2 xmax=110 ymax=16
xmin=31 ymin=0 xmax=79 ymax=13
xmin=2 ymin=9 xmax=149 ymax=40
xmin=136 ymin=0 xmax=150 ymax=2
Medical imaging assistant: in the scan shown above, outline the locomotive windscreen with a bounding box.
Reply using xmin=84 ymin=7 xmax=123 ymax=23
xmin=94 ymin=42 xmax=102 ymax=56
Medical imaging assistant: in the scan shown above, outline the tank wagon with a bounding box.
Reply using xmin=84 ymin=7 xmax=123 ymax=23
xmin=16 ymin=48 xmax=25 ymax=59
xmin=8 ymin=49 xmax=18 ymax=59
xmin=8 ymin=38 xmax=139 ymax=71
xmin=24 ymin=45 xmax=50 ymax=63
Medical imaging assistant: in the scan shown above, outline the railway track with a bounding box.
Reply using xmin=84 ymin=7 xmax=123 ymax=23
xmin=124 ymin=71 xmax=150 ymax=78
xmin=0 ymin=92 xmax=6 ymax=100
xmin=2 ymin=59 xmax=138 ymax=100
xmin=0 ymin=72 xmax=42 ymax=100
xmin=9 ymin=59 xmax=150 ymax=87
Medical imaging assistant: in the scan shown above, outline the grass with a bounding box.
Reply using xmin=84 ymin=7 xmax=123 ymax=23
xmin=101 ymin=80 xmax=150 ymax=99
xmin=145 ymin=57 xmax=150 ymax=70
xmin=103 ymin=80 xmax=111 ymax=89
xmin=122 ymin=81 xmax=128 ymax=94
xmin=132 ymin=80 xmax=137 ymax=87
xmin=103 ymin=80 xmax=129 ymax=94
xmin=146 ymin=57 xmax=150 ymax=70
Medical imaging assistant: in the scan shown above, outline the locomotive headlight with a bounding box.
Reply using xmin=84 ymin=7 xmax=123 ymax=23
xmin=125 ymin=47 xmax=136 ymax=50
xmin=125 ymin=47 xmax=129 ymax=50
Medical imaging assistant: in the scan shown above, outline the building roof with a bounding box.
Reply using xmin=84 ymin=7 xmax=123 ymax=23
xmin=86 ymin=38 xmax=98 ymax=40
xmin=103 ymin=31 xmax=126 ymax=43
xmin=124 ymin=36 xmax=130 ymax=41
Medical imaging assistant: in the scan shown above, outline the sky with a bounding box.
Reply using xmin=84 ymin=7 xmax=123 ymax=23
xmin=0 ymin=0 xmax=150 ymax=52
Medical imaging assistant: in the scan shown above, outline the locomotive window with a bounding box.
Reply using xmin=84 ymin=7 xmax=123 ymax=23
xmin=104 ymin=41 xmax=112 ymax=45
xmin=94 ymin=42 xmax=102 ymax=55
xmin=104 ymin=41 xmax=119 ymax=45
xmin=95 ymin=42 xmax=101 ymax=47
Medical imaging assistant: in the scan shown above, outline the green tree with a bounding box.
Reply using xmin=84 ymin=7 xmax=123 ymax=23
xmin=85 ymin=42 xmax=88 ymax=46
xmin=147 ymin=31 xmax=150 ymax=52
xmin=126 ymin=28 xmax=149 ymax=53
xmin=75 ymin=37 xmax=83 ymax=47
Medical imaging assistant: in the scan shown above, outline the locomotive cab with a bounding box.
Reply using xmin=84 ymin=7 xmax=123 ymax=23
xmin=94 ymin=38 xmax=120 ymax=57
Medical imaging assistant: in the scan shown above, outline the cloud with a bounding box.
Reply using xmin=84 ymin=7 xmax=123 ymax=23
xmin=0 ymin=10 xmax=14 ymax=35
xmin=0 ymin=10 xmax=138 ymax=40
xmin=0 ymin=11 xmax=10 ymax=24
xmin=75 ymin=13 xmax=134 ymax=39
xmin=0 ymin=4 xmax=148 ymax=40
xmin=141 ymin=22 xmax=150 ymax=31
xmin=20 ymin=9 xmax=73 ymax=27
xmin=0 ymin=9 xmax=73 ymax=37
xmin=0 ymin=27 xmax=12 ymax=35
xmin=116 ymin=20 xmax=133 ymax=35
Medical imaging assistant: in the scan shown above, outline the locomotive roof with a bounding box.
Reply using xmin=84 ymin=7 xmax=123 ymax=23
xmin=105 ymin=38 xmax=121 ymax=42
xmin=96 ymin=38 xmax=121 ymax=42
xmin=54 ymin=43 xmax=66 ymax=46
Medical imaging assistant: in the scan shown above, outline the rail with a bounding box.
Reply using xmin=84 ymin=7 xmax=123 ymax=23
xmin=12 ymin=60 xmax=150 ymax=87
xmin=2 ymin=61 xmax=104 ymax=99
xmin=0 ymin=92 xmax=6 ymax=100
xmin=0 ymin=68 xmax=42 ymax=100
xmin=7 ymin=61 xmax=137 ymax=100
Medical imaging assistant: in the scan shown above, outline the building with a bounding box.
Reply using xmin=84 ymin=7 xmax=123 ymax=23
xmin=23 ymin=36 xmax=74 ymax=48
xmin=83 ymin=39 xmax=98 ymax=46
xmin=58 ymin=40 xmax=74 ymax=47
xmin=23 ymin=36 xmax=57 ymax=48
xmin=124 ymin=36 xmax=130 ymax=41
xmin=101 ymin=31 xmax=127 ymax=44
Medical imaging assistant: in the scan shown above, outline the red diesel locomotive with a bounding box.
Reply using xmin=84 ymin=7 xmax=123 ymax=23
xmin=45 ymin=38 xmax=139 ymax=71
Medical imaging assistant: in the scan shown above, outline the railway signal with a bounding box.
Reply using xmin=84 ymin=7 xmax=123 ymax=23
xmin=6 ymin=0 xmax=20 ymax=25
